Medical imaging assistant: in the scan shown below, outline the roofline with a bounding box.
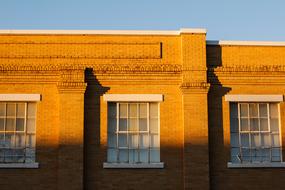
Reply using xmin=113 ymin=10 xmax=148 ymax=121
xmin=0 ymin=28 xmax=206 ymax=35
xmin=207 ymin=40 xmax=285 ymax=47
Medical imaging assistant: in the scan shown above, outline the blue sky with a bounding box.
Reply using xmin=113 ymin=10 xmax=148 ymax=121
xmin=0 ymin=0 xmax=284 ymax=41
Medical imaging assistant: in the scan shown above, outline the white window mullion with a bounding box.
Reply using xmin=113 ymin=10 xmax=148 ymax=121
xmin=238 ymin=103 xmax=242 ymax=163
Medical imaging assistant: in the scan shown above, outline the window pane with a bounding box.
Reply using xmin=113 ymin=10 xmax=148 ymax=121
xmin=270 ymin=118 xmax=279 ymax=132
xmin=26 ymin=134 xmax=35 ymax=148
xmin=150 ymin=103 xmax=158 ymax=118
xmin=249 ymin=104 xmax=258 ymax=117
xmin=139 ymin=104 xmax=147 ymax=118
xmin=0 ymin=103 xmax=5 ymax=117
xmin=118 ymin=149 xmax=128 ymax=163
xmin=251 ymin=133 xmax=260 ymax=147
xmin=129 ymin=134 xmax=138 ymax=148
xmin=270 ymin=104 xmax=278 ymax=118
xmin=139 ymin=134 xmax=149 ymax=148
xmin=240 ymin=118 xmax=249 ymax=131
xmin=230 ymin=133 xmax=239 ymax=147
xmin=0 ymin=118 xmax=4 ymax=131
xmin=260 ymin=118 xmax=269 ymax=131
xmin=129 ymin=118 xmax=138 ymax=131
xmin=230 ymin=118 xmax=238 ymax=133
xmin=119 ymin=104 xmax=127 ymax=118
xmin=150 ymin=134 xmax=159 ymax=148
xmin=108 ymin=103 xmax=117 ymax=118
xmin=107 ymin=149 xmax=117 ymax=163
xmin=129 ymin=104 xmax=137 ymax=118
xmin=150 ymin=149 xmax=160 ymax=162
xmin=241 ymin=133 xmax=249 ymax=147
xmin=261 ymin=133 xmax=270 ymax=147
xmin=6 ymin=118 xmax=15 ymax=131
xmin=251 ymin=149 xmax=262 ymax=162
xmin=107 ymin=134 xmax=116 ymax=148
xmin=0 ymin=133 xmax=4 ymax=148
xmin=27 ymin=118 xmax=35 ymax=133
xmin=27 ymin=103 xmax=36 ymax=118
xmin=259 ymin=104 xmax=268 ymax=117
xmin=7 ymin=103 xmax=16 ymax=117
xmin=119 ymin=118 xmax=127 ymax=131
xmin=261 ymin=148 xmax=270 ymax=162
xmin=231 ymin=148 xmax=240 ymax=163
xmin=4 ymin=134 xmax=14 ymax=148
xmin=240 ymin=104 xmax=248 ymax=117
xmin=139 ymin=118 xmax=147 ymax=131
xmin=25 ymin=148 xmax=35 ymax=162
xmin=150 ymin=118 xmax=158 ymax=133
xmin=241 ymin=148 xmax=251 ymax=162
xmin=139 ymin=149 xmax=149 ymax=163
xmin=15 ymin=134 xmax=25 ymax=148
xmin=250 ymin=118 xmax=259 ymax=131
xmin=272 ymin=134 xmax=280 ymax=147
xmin=129 ymin=149 xmax=139 ymax=163
xmin=108 ymin=118 xmax=117 ymax=133
xmin=118 ymin=134 xmax=128 ymax=148
xmin=16 ymin=103 xmax=25 ymax=118
xmin=0 ymin=150 xmax=4 ymax=162
xmin=230 ymin=103 xmax=238 ymax=118
xmin=272 ymin=148 xmax=281 ymax=161
xmin=16 ymin=118 xmax=25 ymax=131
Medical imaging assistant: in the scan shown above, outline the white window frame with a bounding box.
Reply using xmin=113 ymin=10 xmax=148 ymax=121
xmin=0 ymin=94 xmax=40 ymax=168
xmin=226 ymin=94 xmax=285 ymax=168
xmin=103 ymin=94 xmax=164 ymax=169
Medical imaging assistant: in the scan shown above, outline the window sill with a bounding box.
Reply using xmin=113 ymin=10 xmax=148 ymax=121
xmin=228 ymin=162 xmax=285 ymax=168
xmin=103 ymin=162 xmax=164 ymax=169
xmin=0 ymin=163 xmax=39 ymax=168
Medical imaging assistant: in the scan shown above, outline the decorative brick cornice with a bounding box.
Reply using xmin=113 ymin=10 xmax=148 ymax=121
xmin=209 ymin=65 xmax=285 ymax=73
xmin=180 ymin=82 xmax=210 ymax=94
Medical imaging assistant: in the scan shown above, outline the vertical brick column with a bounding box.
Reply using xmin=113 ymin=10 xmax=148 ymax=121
xmin=180 ymin=31 xmax=210 ymax=190
xmin=57 ymin=66 xmax=87 ymax=190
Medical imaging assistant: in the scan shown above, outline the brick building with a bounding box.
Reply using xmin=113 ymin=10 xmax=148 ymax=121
xmin=0 ymin=28 xmax=284 ymax=190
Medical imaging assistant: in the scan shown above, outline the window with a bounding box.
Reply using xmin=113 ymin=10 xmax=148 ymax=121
xmin=230 ymin=102 xmax=282 ymax=164
xmin=0 ymin=102 xmax=36 ymax=164
xmin=107 ymin=102 xmax=160 ymax=164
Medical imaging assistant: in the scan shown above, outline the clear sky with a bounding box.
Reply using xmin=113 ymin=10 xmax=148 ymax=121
xmin=1 ymin=0 xmax=284 ymax=41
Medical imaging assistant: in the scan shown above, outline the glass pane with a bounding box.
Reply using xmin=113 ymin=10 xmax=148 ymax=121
xmin=6 ymin=118 xmax=15 ymax=131
xmin=259 ymin=104 xmax=268 ymax=117
xmin=118 ymin=134 xmax=127 ymax=148
xmin=249 ymin=104 xmax=258 ymax=117
xmin=139 ymin=103 xmax=147 ymax=118
xmin=0 ymin=150 xmax=4 ymax=162
xmin=261 ymin=133 xmax=270 ymax=147
xmin=0 ymin=118 xmax=4 ymax=131
xmin=231 ymin=148 xmax=240 ymax=163
xmin=4 ymin=134 xmax=14 ymax=148
xmin=129 ymin=149 xmax=139 ymax=163
xmin=251 ymin=133 xmax=260 ymax=147
xmin=272 ymin=148 xmax=281 ymax=161
xmin=251 ymin=149 xmax=262 ymax=162
xmin=230 ymin=118 xmax=238 ymax=133
xmin=27 ymin=118 xmax=35 ymax=133
xmin=150 ymin=134 xmax=159 ymax=148
xmin=16 ymin=103 xmax=25 ymax=118
xmin=241 ymin=133 xmax=249 ymax=147
xmin=139 ymin=149 xmax=149 ymax=163
xmin=139 ymin=118 xmax=147 ymax=131
xmin=230 ymin=133 xmax=239 ymax=147
xmin=7 ymin=103 xmax=16 ymax=117
xmin=15 ymin=134 xmax=25 ymax=148
xmin=240 ymin=104 xmax=248 ymax=117
xmin=230 ymin=103 xmax=238 ymax=118
xmin=129 ymin=104 xmax=137 ymax=118
xmin=26 ymin=134 xmax=36 ymax=148
xmin=118 ymin=149 xmax=128 ymax=163
xmin=150 ymin=149 xmax=160 ymax=162
xmin=262 ymin=148 xmax=270 ymax=162
xmin=108 ymin=118 xmax=117 ymax=133
xmin=107 ymin=134 xmax=116 ymax=148
xmin=260 ymin=118 xmax=268 ymax=131
xmin=119 ymin=118 xmax=127 ymax=131
xmin=27 ymin=103 xmax=36 ymax=118
xmin=119 ymin=104 xmax=127 ymax=118
xmin=107 ymin=149 xmax=117 ymax=163
xmin=240 ymin=118 xmax=249 ymax=131
xmin=150 ymin=118 xmax=158 ymax=133
xmin=129 ymin=118 xmax=138 ymax=131
xmin=270 ymin=104 xmax=278 ymax=118
xmin=16 ymin=118 xmax=25 ymax=131
xmin=25 ymin=148 xmax=35 ymax=163
xmin=241 ymin=148 xmax=251 ymax=162
xmin=139 ymin=134 xmax=149 ymax=148
xmin=250 ymin=118 xmax=259 ymax=131
xmin=272 ymin=134 xmax=280 ymax=147
xmin=129 ymin=134 xmax=138 ymax=148
xmin=108 ymin=103 xmax=117 ymax=118
xmin=0 ymin=103 xmax=5 ymax=117
xmin=0 ymin=133 xmax=4 ymax=148
xmin=270 ymin=118 xmax=279 ymax=132
xmin=150 ymin=103 xmax=158 ymax=118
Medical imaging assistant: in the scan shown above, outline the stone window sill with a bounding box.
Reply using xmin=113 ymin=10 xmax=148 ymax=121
xmin=0 ymin=163 xmax=39 ymax=168
xmin=228 ymin=162 xmax=285 ymax=168
xmin=103 ymin=162 xmax=164 ymax=169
